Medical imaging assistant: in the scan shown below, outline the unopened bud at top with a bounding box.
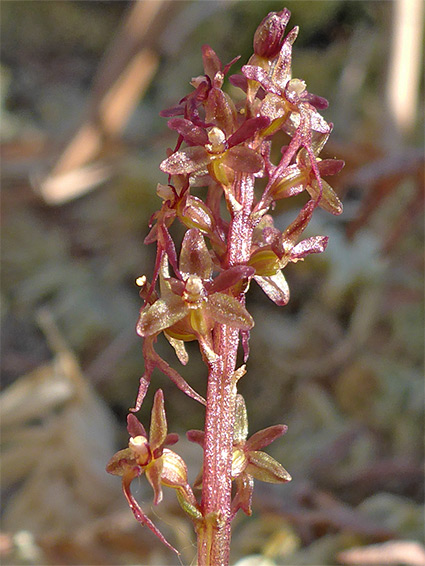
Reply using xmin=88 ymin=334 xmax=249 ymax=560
xmin=253 ymin=9 xmax=291 ymax=59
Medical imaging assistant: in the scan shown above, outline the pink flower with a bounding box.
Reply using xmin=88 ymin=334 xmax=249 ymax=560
xmin=249 ymin=201 xmax=329 ymax=305
xmin=160 ymin=117 xmax=269 ymax=186
xmin=137 ymin=228 xmax=254 ymax=359
xmin=106 ymin=390 xmax=196 ymax=553
xmin=187 ymin=394 xmax=291 ymax=517
xmin=269 ymin=148 xmax=344 ymax=214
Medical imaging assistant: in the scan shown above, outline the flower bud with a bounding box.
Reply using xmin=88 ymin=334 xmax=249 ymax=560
xmin=253 ymin=9 xmax=291 ymax=59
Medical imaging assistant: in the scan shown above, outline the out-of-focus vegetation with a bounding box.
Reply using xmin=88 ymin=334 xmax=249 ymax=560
xmin=1 ymin=1 xmax=423 ymax=565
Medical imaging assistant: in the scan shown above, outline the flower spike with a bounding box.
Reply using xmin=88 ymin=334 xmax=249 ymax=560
xmin=110 ymin=7 xmax=343 ymax=562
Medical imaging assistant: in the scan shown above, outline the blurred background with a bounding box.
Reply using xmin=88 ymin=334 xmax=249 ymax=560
xmin=1 ymin=1 xmax=424 ymax=565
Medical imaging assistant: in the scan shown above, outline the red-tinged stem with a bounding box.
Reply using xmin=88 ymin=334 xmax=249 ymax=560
xmin=198 ymin=173 xmax=255 ymax=566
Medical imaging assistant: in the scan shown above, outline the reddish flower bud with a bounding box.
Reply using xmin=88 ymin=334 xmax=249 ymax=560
xmin=253 ymin=9 xmax=291 ymax=59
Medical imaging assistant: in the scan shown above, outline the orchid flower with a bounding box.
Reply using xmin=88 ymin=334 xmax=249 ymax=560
xmin=187 ymin=394 xmax=291 ymax=517
xmin=248 ymin=201 xmax=328 ymax=305
xmin=136 ymin=228 xmax=254 ymax=360
xmin=106 ymin=390 xmax=197 ymax=554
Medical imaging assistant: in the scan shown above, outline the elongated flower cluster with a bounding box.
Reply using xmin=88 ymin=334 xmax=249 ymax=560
xmin=107 ymin=8 xmax=343 ymax=556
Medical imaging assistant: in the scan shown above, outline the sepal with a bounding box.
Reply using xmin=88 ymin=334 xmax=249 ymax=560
xmin=150 ymin=389 xmax=168 ymax=453
xmin=245 ymin=451 xmax=292 ymax=484
xmin=254 ymin=271 xmax=290 ymax=306
xmin=208 ymin=293 xmax=254 ymax=330
xmin=105 ymin=449 xmax=137 ymax=477
xmin=246 ymin=424 xmax=287 ymax=451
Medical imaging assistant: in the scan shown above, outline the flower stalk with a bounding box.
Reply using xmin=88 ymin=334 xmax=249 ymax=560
xmin=106 ymin=8 xmax=343 ymax=565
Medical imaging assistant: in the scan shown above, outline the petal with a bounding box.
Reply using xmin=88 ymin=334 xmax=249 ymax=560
xmin=121 ymin=471 xmax=179 ymax=554
xmin=207 ymin=293 xmax=254 ymax=330
xmin=227 ymin=116 xmax=271 ymax=148
xmin=246 ymin=424 xmax=288 ymax=451
xmin=246 ymin=451 xmax=292 ymax=484
xmin=145 ymin=458 xmax=164 ymax=505
xmin=318 ymin=158 xmax=345 ymax=176
xmin=167 ymin=117 xmax=209 ymax=146
xmin=160 ymin=146 xmax=211 ymax=175
xmin=106 ymin=448 xmax=138 ymax=477
xmin=136 ymin=297 xmax=188 ymax=337
xmin=222 ymin=55 xmax=241 ymax=77
xmin=202 ymin=44 xmax=222 ymax=80
xmin=160 ymin=104 xmax=185 ymax=118
xmin=179 ymin=228 xmax=213 ymax=279
xmin=281 ymin=200 xmax=315 ymax=245
xmin=164 ymin=433 xmax=179 ymax=447
xmin=149 ymin=389 xmax=168 ymax=453
xmin=242 ymin=65 xmax=280 ymax=95
xmin=186 ymin=429 xmax=205 ymax=447
xmin=161 ymin=448 xmax=189 ymax=489
xmin=223 ymin=146 xmax=264 ymax=173
xmin=232 ymin=448 xmax=248 ymax=478
xmin=306 ymin=179 xmax=343 ymax=215
xmin=127 ymin=414 xmax=147 ymax=438
xmin=205 ymin=87 xmax=237 ymax=136
xmin=302 ymin=91 xmax=329 ymax=110
xmin=206 ymin=265 xmax=255 ymax=295
xmin=229 ymin=73 xmax=248 ymax=92
xmin=269 ymin=165 xmax=306 ymax=199
xmin=233 ymin=394 xmax=248 ymax=445
xmin=271 ymin=27 xmax=299 ymax=91
xmin=290 ymin=235 xmax=328 ymax=260
xmin=254 ymin=272 xmax=289 ymax=306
